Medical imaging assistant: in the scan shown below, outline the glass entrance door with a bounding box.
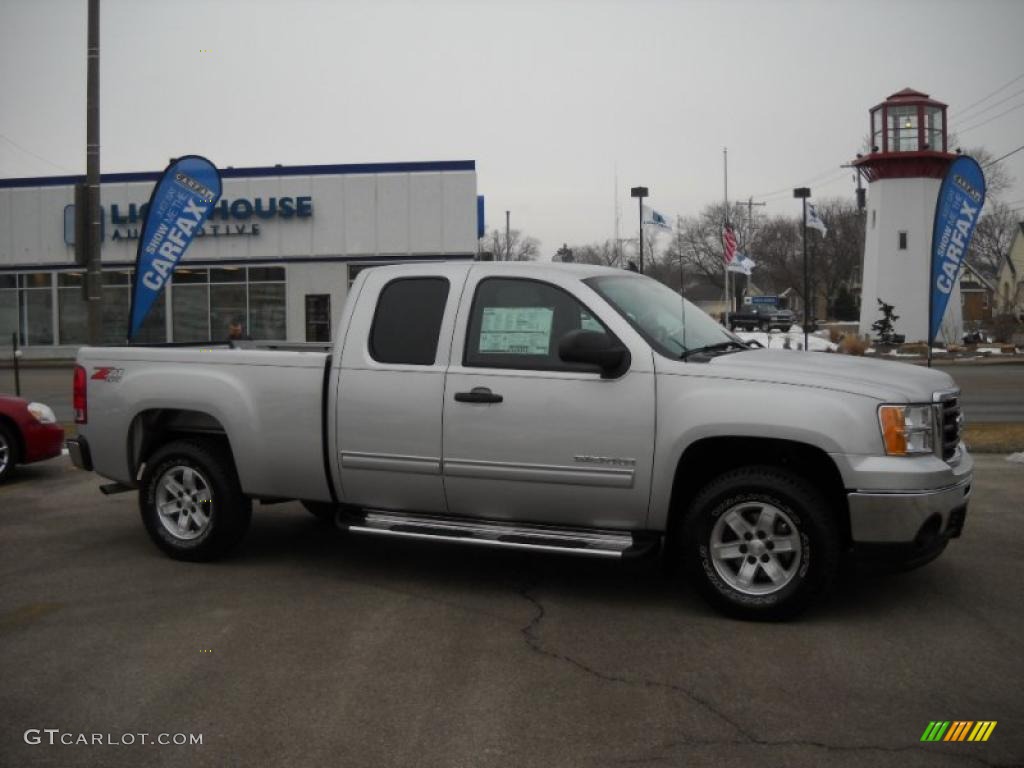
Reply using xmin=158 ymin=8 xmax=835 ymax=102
xmin=305 ymin=294 xmax=331 ymax=342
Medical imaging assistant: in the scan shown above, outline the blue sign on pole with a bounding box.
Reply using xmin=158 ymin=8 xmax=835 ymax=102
xmin=929 ymin=156 xmax=986 ymax=343
xmin=128 ymin=156 xmax=222 ymax=340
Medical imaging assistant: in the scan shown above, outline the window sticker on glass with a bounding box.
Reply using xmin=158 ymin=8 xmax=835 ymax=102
xmin=479 ymin=306 xmax=553 ymax=355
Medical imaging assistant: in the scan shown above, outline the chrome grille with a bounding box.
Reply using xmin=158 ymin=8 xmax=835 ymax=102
xmin=937 ymin=395 xmax=962 ymax=461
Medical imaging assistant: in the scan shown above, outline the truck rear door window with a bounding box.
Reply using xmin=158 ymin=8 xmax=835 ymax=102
xmin=369 ymin=277 xmax=450 ymax=365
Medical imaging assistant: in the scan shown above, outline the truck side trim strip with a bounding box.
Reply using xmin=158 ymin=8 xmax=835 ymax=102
xmin=340 ymin=451 xmax=442 ymax=475
xmin=443 ymin=458 xmax=635 ymax=488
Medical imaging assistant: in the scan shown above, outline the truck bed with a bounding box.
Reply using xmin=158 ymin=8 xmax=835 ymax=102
xmin=76 ymin=345 xmax=334 ymax=502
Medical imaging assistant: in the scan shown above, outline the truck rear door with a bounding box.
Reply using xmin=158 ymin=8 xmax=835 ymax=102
xmin=334 ymin=264 xmax=468 ymax=513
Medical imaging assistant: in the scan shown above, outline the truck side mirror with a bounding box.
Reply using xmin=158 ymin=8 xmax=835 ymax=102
xmin=558 ymin=330 xmax=630 ymax=379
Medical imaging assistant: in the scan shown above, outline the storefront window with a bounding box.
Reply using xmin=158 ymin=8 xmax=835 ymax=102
xmin=173 ymin=283 xmax=210 ymax=341
xmin=19 ymin=273 xmax=53 ymax=346
xmin=250 ymin=283 xmax=286 ymax=339
xmin=58 ymin=272 xmax=88 ymax=345
xmin=210 ymin=284 xmax=246 ymax=340
xmin=0 ymin=274 xmax=18 ymax=346
xmin=100 ymin=284 xmax=130 ymax=345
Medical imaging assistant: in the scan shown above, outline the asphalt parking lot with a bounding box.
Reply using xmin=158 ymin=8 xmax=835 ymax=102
xmin=1 ymin=455 xmax=1022 ymax=767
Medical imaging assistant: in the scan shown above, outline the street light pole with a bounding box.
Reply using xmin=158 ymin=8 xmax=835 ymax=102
xmin=794 ymin=187 xmax=811 ymax=350
xmin=630 ymin=186 xmax=648 ymax=274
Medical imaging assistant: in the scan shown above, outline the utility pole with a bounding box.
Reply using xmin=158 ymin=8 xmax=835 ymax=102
xmin=85 ymin=0 xmax=103 ymax=343
xmin=505 ymin=210 xmax=511 ymax=261
xmin=740 ymin=196 xmax=766 ymax=304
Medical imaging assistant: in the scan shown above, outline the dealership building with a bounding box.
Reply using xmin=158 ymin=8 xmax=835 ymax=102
xmin=0 ymin=160 xmax=479 ymax=354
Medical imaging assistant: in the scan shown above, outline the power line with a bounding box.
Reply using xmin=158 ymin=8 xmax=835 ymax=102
xmin=755 ymin=166 xmax=845 ymax=200
xmin=952 ymin=71 xmax=1024 ymax=119
xmin=0 ymin=132 xmax=75 ymax=173
xmin=957 ymin=100 xmax=1024 ymax=134
xmin=950 ymin=86 xmax=1024 ymax=128
xmin=984 ymin=143 xmax=1024 ymax=168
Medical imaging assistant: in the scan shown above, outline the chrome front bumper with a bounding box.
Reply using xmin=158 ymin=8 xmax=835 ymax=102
xmin=847 ymin=476 xmax=971 ymax=543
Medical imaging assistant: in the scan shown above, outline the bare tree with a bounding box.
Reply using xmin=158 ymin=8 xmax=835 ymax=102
xmin=968 ymin=200 xmax=1017 ymax=278
xmin=563 ymin=240 xmax=621 ymax=267
xmin=479 ymin=228 xmax=540 ymax=261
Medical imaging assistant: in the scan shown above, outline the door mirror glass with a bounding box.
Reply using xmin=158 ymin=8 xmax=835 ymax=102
xmin=558 ymin=330 xmax=630 ymax=378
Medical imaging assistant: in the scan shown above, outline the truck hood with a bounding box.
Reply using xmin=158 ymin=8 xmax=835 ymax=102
xmin=699 ymin=349 xmax=956 ymax=402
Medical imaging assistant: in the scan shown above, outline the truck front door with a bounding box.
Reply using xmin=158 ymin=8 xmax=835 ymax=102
xmin=442 ymin=273 xmax=655 ymax=529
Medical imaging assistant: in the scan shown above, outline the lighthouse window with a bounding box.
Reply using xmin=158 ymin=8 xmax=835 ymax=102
xmin=898 ymin=231 xmax=908 ymax=250
xmin=925 ymin=107 xmax=944 ymax=151
xmin=888 ymin=106 xmax=919 ymax=152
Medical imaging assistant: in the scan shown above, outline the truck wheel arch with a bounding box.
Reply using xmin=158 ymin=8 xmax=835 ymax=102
xmin=667 ymin=436 xmax=851 ymax=551
xmin=128 ymin=408 xmax=234 ymax=480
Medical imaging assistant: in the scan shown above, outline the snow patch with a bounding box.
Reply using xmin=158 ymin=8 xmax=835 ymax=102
xmin=735 ymin=329 xmax=837 ymax=352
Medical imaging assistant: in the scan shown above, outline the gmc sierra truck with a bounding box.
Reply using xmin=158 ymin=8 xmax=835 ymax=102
xmin=68 ymin=262 xmax=971 ymax=619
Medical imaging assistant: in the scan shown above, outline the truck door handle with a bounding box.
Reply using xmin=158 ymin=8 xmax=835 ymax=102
xmin=454 ymin=387 xmax=503 ymax=404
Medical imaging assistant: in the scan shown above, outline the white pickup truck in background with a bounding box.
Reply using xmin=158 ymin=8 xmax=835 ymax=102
xmin=68 ymin=262 xmax=972 ymax=619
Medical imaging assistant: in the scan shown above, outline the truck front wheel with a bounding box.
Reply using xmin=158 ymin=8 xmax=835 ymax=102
xmin=679 ymin=466 xmax=840 ymax=620
xmin=139 ymin=439 xmax=252 ymax=561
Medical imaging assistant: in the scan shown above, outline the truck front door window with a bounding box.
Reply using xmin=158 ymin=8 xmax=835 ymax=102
xmin=464 ymin=278 xmax=614 ymax=372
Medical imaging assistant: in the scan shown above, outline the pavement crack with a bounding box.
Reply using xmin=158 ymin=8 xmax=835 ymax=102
xmin=516 ymin=580 xmax=1007 ymax=768
xmin=516 ymin=579 xmax=758 ymax=742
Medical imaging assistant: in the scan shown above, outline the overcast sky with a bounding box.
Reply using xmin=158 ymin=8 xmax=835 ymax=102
xmin=2 ymin=0 xmax=1023 ymax=256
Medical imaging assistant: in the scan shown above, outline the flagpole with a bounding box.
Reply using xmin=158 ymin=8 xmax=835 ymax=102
xmin=723 ymin=147 xmax=730 ymax=321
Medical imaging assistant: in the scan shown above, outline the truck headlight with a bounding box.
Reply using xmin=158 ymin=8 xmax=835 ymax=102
xmin=878 ymin=404 xmax=935 ymax=455
xmin=27 ymin=402 xmax=57 ymax=425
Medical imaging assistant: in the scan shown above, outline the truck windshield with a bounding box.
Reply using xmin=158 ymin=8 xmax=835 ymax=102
xmin=585 ymin=274 xmax=741 ymax=359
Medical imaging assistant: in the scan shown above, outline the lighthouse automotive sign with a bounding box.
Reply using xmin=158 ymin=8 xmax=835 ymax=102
xmin=929 ymin=155 xmax=986 ymax=344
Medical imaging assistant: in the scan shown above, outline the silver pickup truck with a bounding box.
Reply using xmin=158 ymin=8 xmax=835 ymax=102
xmin=68 ymin=262 xmax=972 ymax=619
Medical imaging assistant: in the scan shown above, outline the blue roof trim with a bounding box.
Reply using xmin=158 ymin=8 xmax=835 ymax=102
xmin=0 ymin=160 xmax=476 ymax=189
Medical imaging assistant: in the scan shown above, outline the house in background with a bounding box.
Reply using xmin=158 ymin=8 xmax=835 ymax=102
xmin=960 ymin=261 xmax=995 ymax=325
xmin=997 ymin=223 xmax=1024 ymax=319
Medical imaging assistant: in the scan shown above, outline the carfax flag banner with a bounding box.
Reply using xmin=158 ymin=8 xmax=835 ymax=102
xmin=128 ymin=155 xmax=222 ymax=340
xmin=929 ymin=155 xmax=985 ymax=343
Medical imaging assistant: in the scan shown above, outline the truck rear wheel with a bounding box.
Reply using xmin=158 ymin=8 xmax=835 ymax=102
xmin=139 ymin=439 xmax=251 ymax=561
xmin=679 ymin=465 xmax=839 ymax=620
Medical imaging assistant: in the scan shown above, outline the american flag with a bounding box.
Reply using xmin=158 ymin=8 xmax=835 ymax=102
xmin=722 ymin=224 xmax=737 ymax=264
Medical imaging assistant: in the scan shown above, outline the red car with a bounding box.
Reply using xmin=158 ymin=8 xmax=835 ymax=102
xmin=0 ymin=395 xmax=65 ymax=482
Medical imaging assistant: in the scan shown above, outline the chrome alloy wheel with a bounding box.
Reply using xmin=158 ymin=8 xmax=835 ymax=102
xmin=0 ymin=432 xmax=9 ymax=475
xmin=710 ymin=501 xmax=803 ymax=595
xmin=156 ymin=465 xmax=213 ymax=541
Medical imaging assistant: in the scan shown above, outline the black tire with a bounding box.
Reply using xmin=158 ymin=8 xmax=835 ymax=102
xmin=301 ymin=500 xmax=336 ymax=523
xmin=0 ymin=422 xmax=19 ymax=483
xmin=678 ymin=465 xmax=840 ymax=620
xmin=139 ymin=439 xmax=252 ymax=561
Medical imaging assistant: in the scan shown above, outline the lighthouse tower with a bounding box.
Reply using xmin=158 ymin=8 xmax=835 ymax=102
xmin=854 ymin=88 xmax=961 ymax=343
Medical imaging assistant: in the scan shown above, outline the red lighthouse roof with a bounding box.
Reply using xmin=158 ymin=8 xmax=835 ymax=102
xmin=853 ymin=87 xmax=953 ymax=181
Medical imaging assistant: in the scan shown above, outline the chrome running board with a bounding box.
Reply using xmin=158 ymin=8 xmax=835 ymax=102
xmin=341 ymin=510 xmax=650 ymax=559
